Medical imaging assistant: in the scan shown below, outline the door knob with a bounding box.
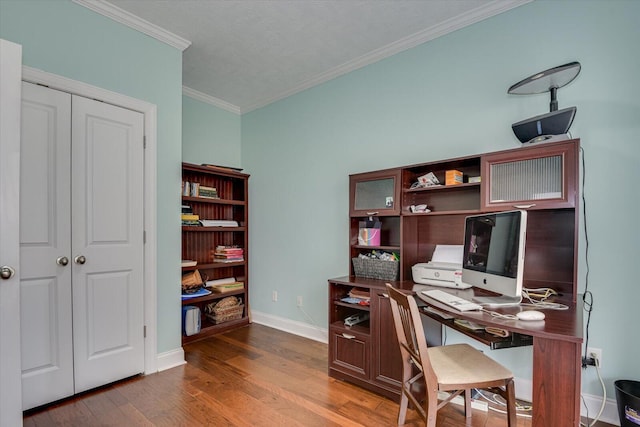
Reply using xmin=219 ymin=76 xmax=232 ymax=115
xmin=57 ymin=256 xmax=69 ymax=266
xmin=74 ymin=255 xmax=86 ymax=265
xmin=1 ymin=265 xmax=16 ymax=280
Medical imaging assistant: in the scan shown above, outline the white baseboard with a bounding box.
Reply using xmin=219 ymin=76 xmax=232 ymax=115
xmin=156 ymin=347 xmax=186 ymax=372
xmin=251 ymin=310 xmax=328 ymax=344
xmin=505 ymin=377 xmax=619 ymax=426
xmin=581 ymin=391 xmax=620 ymax=426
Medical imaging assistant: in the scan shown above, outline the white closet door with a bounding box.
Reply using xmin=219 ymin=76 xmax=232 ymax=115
xmin=20 ymin=82 xmax=74 ymax=410
xmin=71 ymin=95 xmax=145 ymax=393
xmin=0 ymin=38 xmax=24 ymax=426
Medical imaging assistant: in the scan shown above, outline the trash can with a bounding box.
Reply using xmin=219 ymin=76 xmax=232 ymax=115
xmin=615 ymin=380 xmax=640 ymax=426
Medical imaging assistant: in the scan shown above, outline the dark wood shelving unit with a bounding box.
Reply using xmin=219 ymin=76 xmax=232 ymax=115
xmin=181 ymin=163 xmax=250 ymax=344
xmin=329 ymin=139 xmax=581 ymax=405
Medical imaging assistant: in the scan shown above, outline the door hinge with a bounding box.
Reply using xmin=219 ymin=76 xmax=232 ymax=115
xmin=143 ymin=135 xmax=146 ymax=149
xmin=143 ymin=230 xmax=146 ymax=244
xmin=144 ymin=325 xmax=147 ymax=338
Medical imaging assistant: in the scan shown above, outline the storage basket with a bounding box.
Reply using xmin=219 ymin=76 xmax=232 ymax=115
xmin=352 ymin=258 xmax=399 ymax=281
xmin=204 ymin=296 xmax=244 ymax=324
xmin=181 ymin=269 xmax=206 ymax=294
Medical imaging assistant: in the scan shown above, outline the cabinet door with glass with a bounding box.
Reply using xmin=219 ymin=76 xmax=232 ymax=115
xmin=349 ymin=169 xmax=401 ymax=217
xmin=481 ymin=139 xmax=579 ymax=211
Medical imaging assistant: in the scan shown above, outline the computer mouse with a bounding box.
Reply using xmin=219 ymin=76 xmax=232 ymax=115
xmin=516 ymin=310 xmax=545 ymax=321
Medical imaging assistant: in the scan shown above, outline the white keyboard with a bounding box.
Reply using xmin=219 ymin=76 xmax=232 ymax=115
xmin=421 ymin=289 xmax=482 ymax=312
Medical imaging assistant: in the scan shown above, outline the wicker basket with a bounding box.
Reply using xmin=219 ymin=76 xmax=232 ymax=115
xmin=181 ymin=269 xmax=206 ymax=294
xmin=205 ymin=296 xmax=244 ymax=324
xmin=352 ymin=258 xmax=399 ymax=281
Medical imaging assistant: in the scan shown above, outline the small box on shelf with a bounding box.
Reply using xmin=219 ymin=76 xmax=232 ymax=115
xmin=445 ymin=169 xmax=463 ymax=185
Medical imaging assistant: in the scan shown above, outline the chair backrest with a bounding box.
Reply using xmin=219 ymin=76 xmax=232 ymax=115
xmin=385 ymin=284 xmax=438 ymax=386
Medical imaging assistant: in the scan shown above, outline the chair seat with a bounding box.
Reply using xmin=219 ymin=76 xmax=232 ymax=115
xmin=428 ymin=343 xmax=514 ymax=389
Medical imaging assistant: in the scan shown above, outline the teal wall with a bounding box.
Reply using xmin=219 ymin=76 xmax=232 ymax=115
xmin=0 ymin=0 xmax=183 ymax=354
xmin=241 ymin=0 xmax=640 ymax=398
xmin=182 ymin=95 xmax=241 ymax=168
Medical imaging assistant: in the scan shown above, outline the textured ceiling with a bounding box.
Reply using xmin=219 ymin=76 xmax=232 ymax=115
xmin=105 ymin=0 xmax=529 ymax=113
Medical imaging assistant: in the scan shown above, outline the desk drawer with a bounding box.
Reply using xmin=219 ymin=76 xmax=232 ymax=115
xmin=329 ymin=326 xmax=370 ymax=380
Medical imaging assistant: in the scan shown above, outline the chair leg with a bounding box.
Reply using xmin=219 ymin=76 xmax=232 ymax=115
xmin=398 ymin=391 xmax=409 ymax=425
xmin=464 ymin=389 xmax=472 ymax=421
xmin=505 ymin=379 xmax=517 ymax=427
xmin=425 ymin=390 xmax=438 ymax=427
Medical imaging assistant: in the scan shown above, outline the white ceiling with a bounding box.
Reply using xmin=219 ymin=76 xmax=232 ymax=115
xmin=82 ymin=0 xmax=530 ymax=113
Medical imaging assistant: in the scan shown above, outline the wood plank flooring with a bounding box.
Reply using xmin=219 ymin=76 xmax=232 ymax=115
xmin=24 ymin=323 xmax=612 ymax=426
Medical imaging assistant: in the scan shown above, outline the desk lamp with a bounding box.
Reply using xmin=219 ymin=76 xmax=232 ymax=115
xmin=508 ymin=61 xmax=581 ymax=144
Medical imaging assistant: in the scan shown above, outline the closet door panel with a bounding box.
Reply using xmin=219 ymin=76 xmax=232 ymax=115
xmin=19 ymin=82 xmax=74 ymax=410
xmin=71 ymin=95 xmax=145 ymax=393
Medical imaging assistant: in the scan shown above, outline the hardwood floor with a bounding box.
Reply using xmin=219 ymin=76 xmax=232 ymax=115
xmin=24 ymin=323 xmax=612 ymax=426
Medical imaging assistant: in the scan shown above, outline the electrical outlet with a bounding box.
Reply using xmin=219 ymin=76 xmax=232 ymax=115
xmin=272 ymin=291 xmax=277 ymax=302
xmin=588 ymin=347 xmax=602 ymax=367
xmin=296 ymin=296 xmax=303 ymax=307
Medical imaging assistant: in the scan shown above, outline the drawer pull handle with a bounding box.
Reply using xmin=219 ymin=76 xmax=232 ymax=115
xmin=513 ymin=204 xmax=536 ymax=209
xmin=342 ymin=333 xmax=356 ymax=340
xmin=366 ymin=211 xmax=379 ymax=216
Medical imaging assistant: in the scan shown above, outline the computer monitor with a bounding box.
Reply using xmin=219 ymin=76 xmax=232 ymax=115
xmin=461 ymin=210 xmax=527 ymax=307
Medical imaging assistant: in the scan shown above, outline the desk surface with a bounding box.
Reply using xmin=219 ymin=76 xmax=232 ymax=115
xmin=412 ymin=283 xmax=583 ymax=344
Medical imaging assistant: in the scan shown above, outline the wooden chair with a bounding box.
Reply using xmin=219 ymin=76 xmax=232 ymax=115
xmin=385 ymin=284 xmax=517 ymax=426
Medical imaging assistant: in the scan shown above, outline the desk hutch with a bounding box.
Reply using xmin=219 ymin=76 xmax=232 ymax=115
xmin=328 ymin=139 xmax=582 ymax=426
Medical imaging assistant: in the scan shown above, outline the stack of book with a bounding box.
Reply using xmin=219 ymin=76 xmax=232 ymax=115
xmin=181 ymin=213 xmax=200 ymax=226
xmin=346 ymin=287 xmax=371 ymax=306
xmin=181 ymin=181 xmax=219 ymax=198
xmin=198 ymin=185 xmax=218 ymax=199
xmin=212 ymin=245 xmax=244 ymax=263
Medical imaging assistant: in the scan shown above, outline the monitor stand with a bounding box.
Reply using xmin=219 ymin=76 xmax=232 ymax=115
xmin=473 ymin=294 xmax=523 ymax=308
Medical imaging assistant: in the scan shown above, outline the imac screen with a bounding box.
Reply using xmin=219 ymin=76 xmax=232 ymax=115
xmin=462 ymin=210 xmax=527 ymax=306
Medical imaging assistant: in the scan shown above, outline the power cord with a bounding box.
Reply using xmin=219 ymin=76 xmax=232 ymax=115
xmin=580 ymin=146 xmax=594 ymax=364
xmin=521 ymin=288 xmax=569 ymax=310
xmin=474 ymin=388 xmax=533 ymax=418
xmin=580 ymin=355 xmax=606 ymax=427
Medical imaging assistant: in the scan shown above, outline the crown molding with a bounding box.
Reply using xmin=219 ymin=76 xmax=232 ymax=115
xmin=243 ymin=0 xmax=532 ymax=113
xmin=182 ymin=86 xmax=241 ymax=115
xmin=72 ymin=0 xmax=191 ymax=51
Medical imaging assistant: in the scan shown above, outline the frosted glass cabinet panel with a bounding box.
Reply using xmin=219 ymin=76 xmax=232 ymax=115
xmin=350 ymin=169 xmax=401 ymax=216
xmin=481 ymin=140 xmax=578 ymax=210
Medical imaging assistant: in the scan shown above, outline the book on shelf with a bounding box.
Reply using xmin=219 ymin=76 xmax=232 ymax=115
xmin=199 ymin=219 xmax=238 ymax=227
xmin=348 ymin=287 xmax=370 ymax=301
xmin=181 ymin=259 xmax=197 ymax=267
xmin=198 ymin=185 xmax=219 ymax=199
xmin=190 ymin=182 xmax=199 ymax=197
xmin=213 ymin=245 xmax=244 ymax=262
xmin=182 ymin=220 xmax=201 ymax=226
xmin=208 ymin=281 xmax=244 ymax=293
xmin=216 ymin=248 xmax=243 ymax=253
xmin=213 ymin=257 xmax=244 ymax=263
xmin=181 ymin=213 xmax=199 ymax=221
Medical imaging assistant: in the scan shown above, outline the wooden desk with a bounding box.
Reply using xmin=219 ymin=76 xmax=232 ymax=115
xmin=414 ymin=284 xmax=583 ymax=427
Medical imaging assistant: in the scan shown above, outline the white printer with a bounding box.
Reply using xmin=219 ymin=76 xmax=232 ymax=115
xmin=411 ymin=245 xmax=471 ymax=289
